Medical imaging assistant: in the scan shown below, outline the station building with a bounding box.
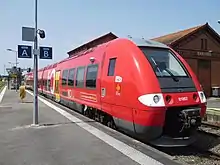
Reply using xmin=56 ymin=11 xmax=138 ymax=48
xmin=152 ymin=23 xmax=220 ymax=97
xmin=67 ymin=23 xmax=220 ymax=97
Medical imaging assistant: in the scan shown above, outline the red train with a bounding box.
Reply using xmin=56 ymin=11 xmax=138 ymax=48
xmin=24 ymin=38 xmax=207 ymax=147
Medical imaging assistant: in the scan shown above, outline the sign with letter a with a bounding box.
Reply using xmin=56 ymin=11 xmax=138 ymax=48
xmin=18 ymin=45 xmax=32 ymax=59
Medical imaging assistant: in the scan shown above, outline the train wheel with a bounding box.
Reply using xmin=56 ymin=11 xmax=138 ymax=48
xmin=106 ymin=118 xmax=117 ymax=130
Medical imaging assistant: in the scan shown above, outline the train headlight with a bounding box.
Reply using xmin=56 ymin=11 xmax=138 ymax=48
xmin=198 ymin=91 xmax=206 ymax=103
xmin=138 ymin=93 xmax=165 ymax=107
xmin=153 ymin=95 xmax=160 ymax=103
xmin=200 ymin=93 xmax=204 ymax=99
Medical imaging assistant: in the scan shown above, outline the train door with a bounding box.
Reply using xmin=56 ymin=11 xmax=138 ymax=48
xmin=54 ymin=71 xmax=61 ymax=102
xmin=198 ymin=59 xmax=211 ymax=97
xmin=100 ymin=52 xmax=117 ymax=115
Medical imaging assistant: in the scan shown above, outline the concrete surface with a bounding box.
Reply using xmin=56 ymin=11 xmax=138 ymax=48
xmin=207 ymin=97 xmax=220 ymax=109
xmin=0 ymin=88 xmax=181 ymax=165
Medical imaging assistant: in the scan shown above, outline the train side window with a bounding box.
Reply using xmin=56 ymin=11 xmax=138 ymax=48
xmin=86 ymin=64 xmax=98 ymax=88
xmin=75 ymin=67 xmax=85 ymax=88
xmin=62 ymin=70 xmax=68 ymax=86
xmin=107 ymin=58 xmax=116 ymax=76
xmin=68 ymin=68 xmax=75 ymax=87
xmin=37 ymin=80 xmax=40 ymax=88
xmin=43 ymin=79 xmax=46 ymax=90
xmin=48 ymin=79 xmax=51 ymax=91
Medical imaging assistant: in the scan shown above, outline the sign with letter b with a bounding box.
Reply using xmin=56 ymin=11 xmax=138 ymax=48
xmin=39 ymin=46 xmax=52 ymax=59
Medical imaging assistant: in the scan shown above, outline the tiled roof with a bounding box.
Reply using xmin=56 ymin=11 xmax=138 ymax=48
xmin=67 ymin=32 xmax=118 ymax=56
xmin=151 ymin=23 xmax=206 ymax=45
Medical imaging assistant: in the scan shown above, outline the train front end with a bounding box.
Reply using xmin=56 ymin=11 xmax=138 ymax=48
xmin=136 ymin=40 xmax=207 ymax=147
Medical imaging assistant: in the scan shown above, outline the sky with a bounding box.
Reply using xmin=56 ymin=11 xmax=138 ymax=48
xmin=0 ymin=0 xmax=220 ymax=75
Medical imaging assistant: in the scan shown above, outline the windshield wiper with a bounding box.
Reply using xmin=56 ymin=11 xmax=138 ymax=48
xmin=163 ymin=68 xmax=179 ymax=82
xmin=150 ymin=58 xmax=179 ymax=82
xmin=153 ymin=64 xmax=179 ymax=82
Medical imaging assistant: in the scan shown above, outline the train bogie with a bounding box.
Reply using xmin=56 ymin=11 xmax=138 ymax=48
xmin=24 ymin=37 xmax=207 ymax=147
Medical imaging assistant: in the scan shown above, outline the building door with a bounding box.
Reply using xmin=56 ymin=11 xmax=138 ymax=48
xmin=198 ymin=59 xmax=211 ymax=97
xmin=185 ymin=58 xmax=197 ymax=75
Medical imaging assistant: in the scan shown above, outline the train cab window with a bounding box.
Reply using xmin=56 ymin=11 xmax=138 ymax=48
xmin=68 ymin=68 xmax=75 ymax=87
xmin=140 ymin=47 xmax=189 ymax=77
xmin=75 ymin=67 xmax=85 ymax=88
xmin=62 ymin=70 xmax=68 ymax=86
xmin=86 ymin=64 xmax=98 ymax=88
xmin=107 ymin=58 xmax=116 ymax=76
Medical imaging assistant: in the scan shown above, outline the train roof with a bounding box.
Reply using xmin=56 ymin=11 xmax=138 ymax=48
xmin=127 ymin=37 xmax=169 ymax=49
xmin=36 ymin=37 xmax=169 ymax=71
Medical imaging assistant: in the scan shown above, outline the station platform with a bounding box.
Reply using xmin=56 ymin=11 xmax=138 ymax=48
xmin=207 ymin=97 xmax=220 ymax=109
xmin=205 ymin=98 xmax=220 ymax=123
xmin=0 ymin=87 xmax=182 ymax=165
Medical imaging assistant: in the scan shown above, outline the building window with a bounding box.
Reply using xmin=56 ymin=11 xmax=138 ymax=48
xmin=201 ymin=38 xmax=207 ymax=50
xmin=67 ymin=68 xmax=75 ymax=87
xmin=107 ymin=58 xmax=116 ymax=76
xmin=75 ymin=67 xmax=85 ymax=88
xmin=62 ymin=70 xmax=68 ymax=86
xmin=204 ymin=39 xmax=207 ymax=50
xmin=86 ymin=64 xmax=98 ymax=88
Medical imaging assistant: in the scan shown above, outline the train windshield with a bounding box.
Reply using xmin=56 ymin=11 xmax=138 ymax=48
xmin=140 ymin=47 xmax=189 ymax=78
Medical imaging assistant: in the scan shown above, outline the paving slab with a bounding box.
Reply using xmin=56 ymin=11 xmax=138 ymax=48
xmin=0 ymin=88 xmax=181 ymax=165
xmin=207 ymin=97 xmax=220 ymax=109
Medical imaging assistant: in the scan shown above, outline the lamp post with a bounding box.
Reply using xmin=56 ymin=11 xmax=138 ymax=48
xmin=3 ymin=64 xmax=6 ymax=75
xmin=8 ymin=61 xmax=19 ymax=67
xmin=8 ymin=62 xmax=13 ymax=68
xmin=7 ymin=49 xmax=18 ymax=92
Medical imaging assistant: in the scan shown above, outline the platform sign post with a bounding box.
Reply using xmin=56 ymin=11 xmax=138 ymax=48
xmin=19 ymin=0 xmax=48 ymax=125
xmin=33 ymin=0 xmax=39 ymax=125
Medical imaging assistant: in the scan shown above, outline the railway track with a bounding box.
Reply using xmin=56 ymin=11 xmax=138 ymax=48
xmin=157 ymin=132 xmax=220 ymax=165
xmin=181 ymin=121 xmax=220 ymax=164
xmin=194 ymin=141 xmax=220 ymax=162
xmin=158 ymin=145 xmax=220 ymax=160
xmin=201 ymin=121 xmax=220 ymax=129
xmin=199 ymin=121 xmax=220 ymax=138
xmin=205 ymin=149 xmax=220 ymax=160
